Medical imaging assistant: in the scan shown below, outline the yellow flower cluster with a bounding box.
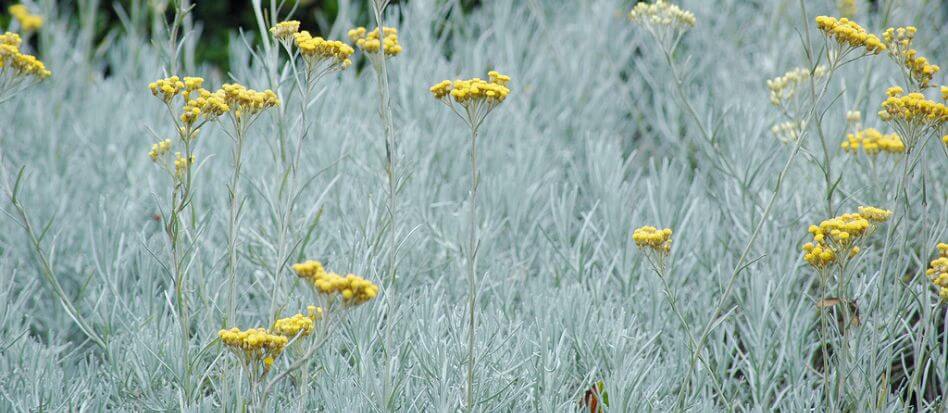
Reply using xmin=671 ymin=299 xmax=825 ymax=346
xmin=632 ymin=226 xmax=672 ymax=253
xmin=802 ymin=207 xmax=891 ymax=269
xmin=882 ymin=26 xmax=940 ymax=88
xmin=840 ymin=128 xmax=905 ymax=155
xmin=9 ymin=4 xmax=43 ymax=32
xmin=430 ymin=71 xmax=511 ymax=107
xmin=292 ymin=30 xmax=354 ymax=70
xmin=148 ymin=139 xmax=172 ymax=161
xmin=629 ymin=0 xmax=696 ymax=30
xmin=181 ymin=87 xmax=230 ymax=125
xmin=837 ymin=0 xmax=857 ymax=18
xmin=767 ymin=66 xmax=827 ymax=107
xmin=219 ymin=327 xmax=288 ymax=368
xmin=926 ymin=243 xmax=948 ymax=301
xmin=879 ymin=87 xmax=948 ymax=128
xmin=149 ymin=76 xmax=186 ymax=102
xmin=173 ymin=152 xmax=194 ymax=177
xmin=348 ymin=27 xmax=403 ymax=56
xmin=0 ymin=32 xmax=51 ymax=79
xmin=269 ymin=20 xmax=300 ymax=41
xmin=272 ymin=313 xmax=316 ymax=337
xmin=219 ymin=83 xmax=279 ymax=118
xmin=857 ymin=206 xmax=893 ymax=223
xmin=292 ymin=260 xmax=380 ymax=305
xmin=814 ymin=16 xmax=885 ymax=54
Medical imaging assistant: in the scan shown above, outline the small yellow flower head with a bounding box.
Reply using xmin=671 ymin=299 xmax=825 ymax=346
xmin=0 ymin=32 xmax=51 ymax=79
xmin=148 ymin=139 xmax=172 ymax=161
xmin=270 ymin=20 xmax=301 ymax=41
xmin=9 ymin=4 xmax=43 ymax=32
xmin=767 ymin=66 xmax=828 ymax=108
xmin=629 ymin=0 xmax=696 ymax=31
xmin=882 ymin=26 xmax=939 ymax=89
xmin=814 ymin=16 xmax=885 ymax=54
xmin=879 ymin=89 xmax=948 ymax=134
xmin=857 ymin=206 xmax=893 ymax=223
xmin=802 ymin=208 xmax=889 ymax=270
xmin=173 ymin=152 xmax=195 ymax=177
xmin=841 ymin=128 xmax=904 ymax=155
xmin=219 ymin=327 xmax=289 ymax=371
xmin=941 ymin=86 xmax=948 ymax=102
xmin=0 ymin=32 xmax=21 ymax=47
xmin=292 ymin=30 xmax=354 ymax=71
xmin=942 ymin=134 xmax=948 ymax=146
xmin=272 ymin=313 xmax=315 ymax=337
xmin=348 ymin=26 xmax=403 ymax=57
xmin=292 ymin=260 xmax=327 ymax=281
xmin=293 ymin=260 xmax=379 ymax=305
xmin=149 ymin=76 xmax=185 ymax=103
xmin=430 ymin=70 xmax=511 ymax=127
xmin=837 ymin=0 xmax=857 ymax=18
xmin=926 ymin=243 xmax=948 ymax=302
xmin=632 ymin=226 xmax=673 ymax=253
xmin=219 ymin=83 xmax=278 ymax=120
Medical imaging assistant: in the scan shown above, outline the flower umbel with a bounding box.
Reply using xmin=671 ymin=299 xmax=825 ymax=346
xmin=802 ymin=207 xmax=891 ymax=271
xmin=290 ymin=30 xmax=354 ymax=74
xmin=882 ymin=26 xmax=940 ymax=89
xmin=292 ymin=260 xmax=380 ymax=305
xmin=429 ymin=70 xmax=511 ymax=129
xmin=840 ymin=128 xmax=905 ymax=155
xmin=9 ymin=4 xmax=43 ymax=32
xmin=629 ymin=1 xmax=696 ymax=31
xmin=348 ymin=26 xmax=403 ymax=57
xmin=926 ymin=243 xmax=948 ymax=301
xmin=814 ymin=16 xmax=885 ymax=58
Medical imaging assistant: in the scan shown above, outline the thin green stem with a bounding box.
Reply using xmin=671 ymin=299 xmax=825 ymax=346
xmin=465 ymin=125 xmax=479 ymax=412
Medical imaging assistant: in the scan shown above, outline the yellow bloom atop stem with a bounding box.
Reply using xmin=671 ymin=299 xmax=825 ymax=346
xmin=926 ymin=243 xmax=948 ymax=301
xmin=348 ymin=26 xmax=403 ymax=57
xmin=882 ymin=26 xmax=940 ymax=89
xmin=0 ymin=31 xmax=51 ymax=80
xmin=292 ymin=30 xmax=354 ymax=73
xmin=148 ymin=139 xmax=172 ymax=161
xmin=430 ymin=70 xmax=511 ymax=128
xmin=802 ymin=207 xmax=891 ymax=270
xmin=9 ymin=4 xmax=43 ymax=32
xmin=840 ymin=128 xmax=904 ymax=155
xmin=219 ymin=327 xmax=288 ymax=373
xmin=632 ymin=226 xmax=672 ymax=252
xmin=272 ymin=313 xmax=316 ymax=338
xmin=292 ymin=260 xmax=380 ymax=305
xmin=269 ymin=20 xmax=300 ymax=41
xmin=878 ymin=87 xmax=948 ymax=149
xmin=814 ymin=16 xmax=886 ymax=55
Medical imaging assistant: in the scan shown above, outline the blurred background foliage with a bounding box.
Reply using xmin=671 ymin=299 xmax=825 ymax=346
xmin=1 ymin=0 xmax=483 ymax=69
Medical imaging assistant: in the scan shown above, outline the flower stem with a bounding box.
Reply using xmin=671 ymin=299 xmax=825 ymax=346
xmin=465 ymin=125 xmax=479 ymax=412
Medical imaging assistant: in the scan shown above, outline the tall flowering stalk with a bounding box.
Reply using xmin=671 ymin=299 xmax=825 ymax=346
xmin=218 ymin=84 xmax=280 ymax=326
xmin=146 ymin=75 xmax=229 ymax=401
xmin=801 ymin=206 xmax=891 ymax=406
xmin=430 ymin=70 xmax=510 ymax=411
xmin=348 ymin=2 xmax=404 ymax=406
xmin=267 ymin=21 xmax=353 ymax=322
